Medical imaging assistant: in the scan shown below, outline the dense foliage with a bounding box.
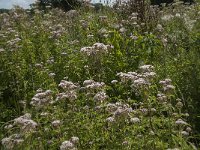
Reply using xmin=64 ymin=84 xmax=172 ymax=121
xmin=0 ymin=0 xmax=200 ymax=149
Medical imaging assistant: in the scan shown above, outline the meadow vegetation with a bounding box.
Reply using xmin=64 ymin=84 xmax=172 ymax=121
xmin=0 ymin=0 xmax=200 ymax=149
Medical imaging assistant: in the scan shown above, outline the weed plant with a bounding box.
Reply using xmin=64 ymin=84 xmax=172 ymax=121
xmin=0 ymin=1 xmax=200 ymax=149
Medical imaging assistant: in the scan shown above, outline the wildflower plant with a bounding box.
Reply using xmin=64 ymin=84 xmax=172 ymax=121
xmin=0 ymin=1 xmax=200 ymax=149
xmin=1 ymin=65 xmax=195 ymax=149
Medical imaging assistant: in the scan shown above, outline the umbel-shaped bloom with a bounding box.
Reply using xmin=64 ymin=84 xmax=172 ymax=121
xmin=52 ymin=120 xmax=61 ymax=128
xmin=113 ymin=103 xmax=133 ymax=119
xmin=66 ymin=10 xmax=78 ymax=19
xmin=130 ymin=117 xmax=140 ymax=124
xmin=106 ymin=116 xmax=115 ymax=123
xmin=30 ymin=89 xmax=53 ymax=107
xmin=1 ymin=134 xmax=24 ymax=150
xmin=56 ymin=80 xmax=78 ymax=101
xmin=60 ymin=141 xmax=74 ymax=150
xmin=83 ymin=79 xmax=95 ymax=87
xmin=94 ymin=91 xmax=108 ymax=103
xmin=80 ymin=43 xmax=113 ymax=56
xmin=106 ymin=103 xmax=118 ymax=113
xmin=175 ymin=119 xmax=188 ymax=126
xmin=83 ymin=80 xmax=105 ymax=90
xmin=159 ymin=78 xmax=175 ymax=94
xmin=139 ymin=65 xmax=154 ymax=73
xmin=14 ymin=113 xmax=37 ymax=132
xmin=157 ymin=93 xmax=167 ymax=103
xmin=59 ymin=80 xmax=78 ymax=91
xmin=60 ymin=136 xmax=79 ymax=150
xmin=70 ymin=137 xmax=79 ymax=144
xmin=117 ymin=65 xmax=156 ymax=93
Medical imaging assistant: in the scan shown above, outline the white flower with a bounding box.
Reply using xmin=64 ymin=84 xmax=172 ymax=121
xmin=85 ymin=81 xmax=105 ymax=90
xmin=61 ymin=52 xmax=67 ymax=56
xmin=140 ymin=108 xmax=148 ymax=115
xmin=83 ymin=80 xmax=95 ymax=86
xmin=70 ymin=137 xmax=79 ymax=144
xmin=175 ymin=119 xmax=187 ymax=125
xmin=161 ymin=14 xmax=174 ymax=21
xmin=80 ymin=46 xmax=94 ymax=56
xmin=1 ymin=134 xmax=24 ymax=149
xmin=149 ymin=130 xmax=155 ymax=135
xmin=87 ymin=34 xmax=94 ymax=38
xmin=122 ymin=140 xmax=129 ymax=145
xmin=45 ymin=90 xmax=52 ymax=96
xmin=130 ymin=16 xmax=137 ymax=21
xmin=131 ymin=12 xmax=138 ymax=17
xmin=59 ymin=80 xmax=78 ymax=91
xmin=130 ymin=117 xmax=140 ymax=123
xmin=119 ymin=27 xmax=126 ymax=33
xmin=80 ymin=43 xmax=112 ymax=56
xmin=66 ymin=10 xmax=78 ymax=19
xmin=36 ymin=88 xmax=43 ymax=93
xmin=181 ymin=131 xmax=189 ymax=136
xmin=52 ymin=120 xmax=61 ymax=128
xmin=113 ymin=107 xmax=130 ymax=119
xmin=157 ymin=93 xmax=167 ymax=102
xmin=60 ymin=92 xmax=76 ymax=101
xmin=130 ymin=35 xmax=138 ymax=40
xmin=94 ymin=91 xmax=108 ymax=103
xmin=60 ymin=141 xmax=74 ymax=150
xmin=67 ymin=91 xmax=78 ymax=101
xmin=139 ymin=65 xmax=154 ymax=72
xmin=30 ymin=89 xmax=53 ymax=107
xmin=4 ymin=124 xmax=13 ymax=129
xmin=159 ymin=80 xmax=166 ymax=85
xmin=106 ymin=103 xmax=118 ymax=112
xmin=49 ymin=73 xmax=56 ymax=77
xmin=117 ymin=72 xmax=138 ymax=83
xmin=164 ymin=85 xmax=175 ymax=92
xmin=1 ymin=137 xmax=14 ymax=149
xmin=150 ymin=108 xmax=156 ymax=113
xmin=143 ymin=72 xmax=156 ymax=79
xmin=0 ymin=48 xmax=5 ymax=53
xmin=106 ymin=117 xmax=115 ymax=123
xmin=133 ymin=78 xmax=149 ymax=87
xmin=111 ymin=80 xmax=118 ymax=84
xmin=14 ymin=114 xmax=37 ymax=132
xmin=93 ymin=43 xmax=108 ymax=54
xmin=40 ymin=112 xmax=49 ymax=116
xmin=165 ymin=78 xmax=172 ymax=84
xmin=98 ymin=28 xmax=107 ymax=35
xmin=186 ymin=127 xmax=192 ymax=132
xmin=35 ymin=92 xmax=46 ymax=99
xmin=156 ymin=24 xmax=163 ymax=31
xmin=175 ymin=13 xmax=181 ymax=17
